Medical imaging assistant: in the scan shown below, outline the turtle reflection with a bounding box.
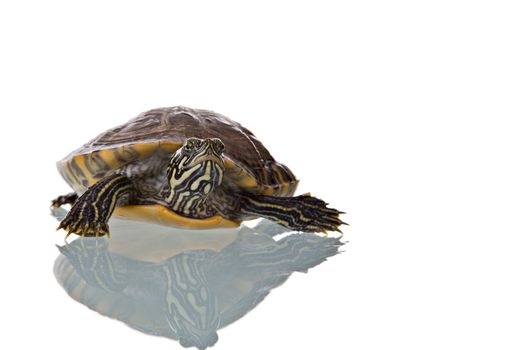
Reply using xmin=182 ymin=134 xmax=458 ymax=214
xmin=54 ymin=219 xmax=343 ymax=350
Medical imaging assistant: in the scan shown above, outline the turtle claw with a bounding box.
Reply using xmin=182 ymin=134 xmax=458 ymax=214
xmin=296 ymin=196 xmax=347 ymax=234
xmin=55 ymin=187 xmax=113 ymax=239
xmin=57 ymin=207 xmax=110 ymax=239
xmin=64 ymin=230 xmax=73 ymax=241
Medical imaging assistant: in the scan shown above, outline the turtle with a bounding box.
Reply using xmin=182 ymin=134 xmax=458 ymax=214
xmin=52 ymin=106 xmax=345 ymax=238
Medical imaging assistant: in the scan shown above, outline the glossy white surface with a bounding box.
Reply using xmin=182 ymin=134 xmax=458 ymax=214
xmin=53 ymin=217 xmax=342 ymax=350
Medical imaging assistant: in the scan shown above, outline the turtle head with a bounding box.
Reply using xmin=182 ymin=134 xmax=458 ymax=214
xmin=166 ymin=138 xmax=225 ymax=214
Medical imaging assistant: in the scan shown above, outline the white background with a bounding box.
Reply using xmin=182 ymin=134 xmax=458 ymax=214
xmin=1 ymin=1 xmax=524 ymax=349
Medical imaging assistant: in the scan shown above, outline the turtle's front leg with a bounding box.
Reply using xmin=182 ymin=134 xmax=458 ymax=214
xmin=239 ymin=192 xmax=346 ymax=233
xmin=57 ymin=174 xmax=134 ymax=238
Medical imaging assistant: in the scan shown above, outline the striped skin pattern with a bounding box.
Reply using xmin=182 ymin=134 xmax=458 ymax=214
xmin=238 ymin=192 xmax=345 ymax=233
xmin=165 ymin=138 xmax=225 ymax=217
xmin=57 ymin=174 xmax=133 ymax=238
xmin=208 ymin=187 xmax=345 ymax=233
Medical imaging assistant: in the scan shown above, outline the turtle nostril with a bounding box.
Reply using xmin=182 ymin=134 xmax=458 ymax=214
xmin=211 ymin=139 xmax=224 ymax=154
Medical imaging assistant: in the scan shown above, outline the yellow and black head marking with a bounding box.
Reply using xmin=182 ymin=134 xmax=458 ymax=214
xmin=53 ymin=106 xmax=346 ymax=238
xmin=166 ymin=138 xmax=226 ymax=216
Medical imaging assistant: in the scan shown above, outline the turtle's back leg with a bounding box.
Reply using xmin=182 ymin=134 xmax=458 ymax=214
xmin=57 ymin=174 xmax=134 ymax=238
xmin=51 ymin=192 xmax=78 ymax=208
xmin=237 ymin=191 xmax=346 ymax=233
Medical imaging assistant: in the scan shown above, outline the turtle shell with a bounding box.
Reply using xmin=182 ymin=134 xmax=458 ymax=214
xmin=58 ymin=106 xmax=298 ymax=197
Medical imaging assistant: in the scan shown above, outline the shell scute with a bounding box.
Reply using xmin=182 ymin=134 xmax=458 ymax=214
xmin=58 ymin=106 xmax=297 ymax=196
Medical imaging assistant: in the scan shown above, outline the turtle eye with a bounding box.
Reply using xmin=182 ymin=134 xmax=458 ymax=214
xmin=184 ymin=142 xmax=193 ymax=151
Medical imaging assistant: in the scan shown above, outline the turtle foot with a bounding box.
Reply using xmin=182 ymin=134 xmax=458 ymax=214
xmin=291 ymin=194 xmax=346 ymax=233
xmin=57 ymin=202 xmax=110 ymax=239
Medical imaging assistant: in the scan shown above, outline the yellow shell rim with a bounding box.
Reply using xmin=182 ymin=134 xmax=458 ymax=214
xmin=114 ymin=204 xmax=241 ymax=229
